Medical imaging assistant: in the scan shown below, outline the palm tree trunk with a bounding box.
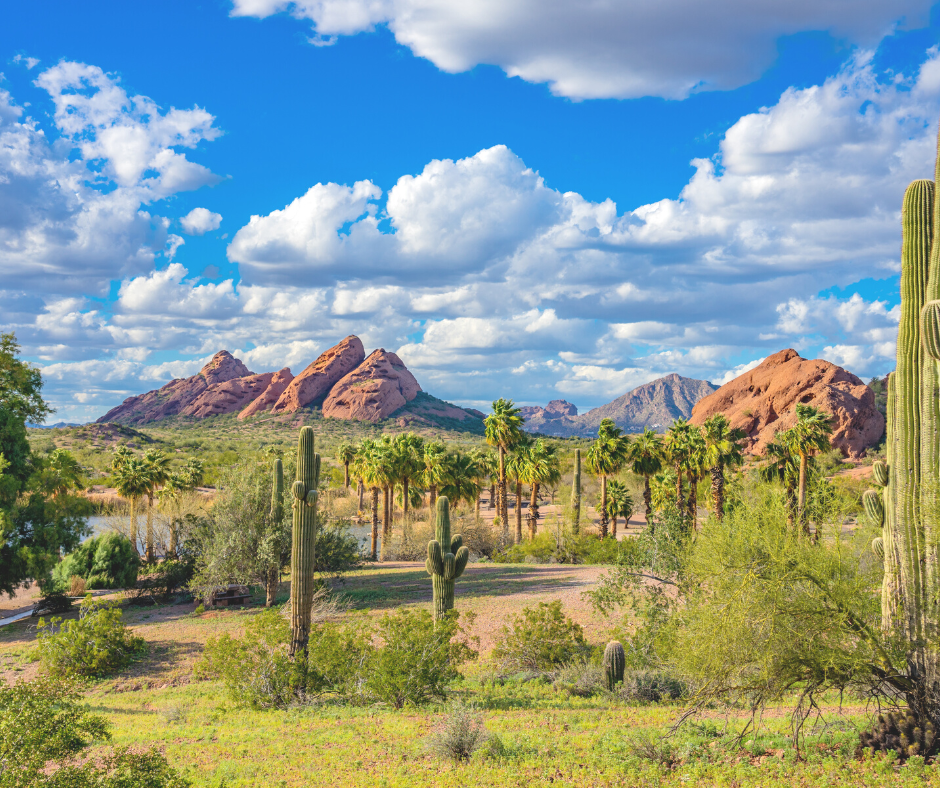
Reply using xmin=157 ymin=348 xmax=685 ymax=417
xmin=403 ymin=478 xmax=410 ymax=518
xmin=529 ymin=483 xmax=540 ymax=539
xmin=357 ymin=479 xmax=364 ymax=514
xmin=688 ymin=474 xmax=698 ymax=530
xmin=600 ymin=475 xmax=609 ymax=538
xmin=515 ymin=480 xmax=523 ymax=543
xmin=130 ymin=497 xmax=139 ymax=556
xmin=674 ymin=464 xmax=685 ymax=518
xmin=489 ymin=482 xmax=495 ymax=509
xmin=382 ymin=485 xmax=391 ymax=560
xmin=644 ymin=475 xmax=653 ymax=529
xmin=499 ymin=447 xmax=508 ymax=537
xmin=798 ymin=452 xmax=809 ymax=535
xmin=475 ymin=492 xmax=481 ymax=520
xmin=343 ymin=462 xmax=350 ymax=491
xmin=370 ymin=487 xmax=379 ymax=560
xmin=146 ymin=492 xmax=155 ymax=563
xmin=711 ymin=463 xmax=724 ymax=521
xmin=612 ymin=515 xmax=618 ymax=538
xmin=785 ymin=480 xmax=797 ymax=528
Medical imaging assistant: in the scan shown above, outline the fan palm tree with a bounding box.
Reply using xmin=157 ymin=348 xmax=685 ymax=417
xmin=183 ymin=457 xmax=204 ymax=489
xmin=791 ymin=404 xmax=833 ymax=528
xmin=605 ymin=480 xmax=634 ymax=538
xmin=422 ymin=441 xmax=449 ymax=509
xmin=392 ymin=432 xmax=424 ymax=521
xmin=336 ymin=442 xmax=356 ymax=492
xmin=142 ymin=448 xmax=171 ymax=563
xmin=524 ymin=439 xmax=560 ymax=539
xmin=682 ymin=427 xmax=708 ymax=530
xmin=505 ymin=440 xmax=532 ymax=544
xmin=586 ymin=418 xmax=629 ymax=538
xmin=113 ymin=457 xmax=151 ymax=556
xmin=627 ymin=429 xmax=663 ymax=529
xmin=374 ymin=437 xmax=397 ymax=559
xmin=467 ymin=448 xmax=493 ymax=519
xmin=702 ymin=414 xmax=746 ymax=521
xmin=441 ymin=451 xmax=482 ymax=513
xmin=354 ymin=439 xmax=386 ymax=560
xmin=484 ymin=398 xmax=525 ymax=537
xmin=760 ymin=436 xmax=800 ymax=527
xmin=43 ymin=449 xmax=85 ymax=499
xmin=110 ymin=445 xmax=131 ymax=473
xmin=664 ymin=419 xmax=694 ymax=520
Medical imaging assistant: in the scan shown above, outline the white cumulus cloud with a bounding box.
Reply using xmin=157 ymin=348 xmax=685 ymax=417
xmin=180 ymin=207 xmax=223 ymax=235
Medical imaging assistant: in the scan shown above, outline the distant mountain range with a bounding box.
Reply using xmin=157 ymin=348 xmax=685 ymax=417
xmin=520 ymin=373 xmax=719 ymax=437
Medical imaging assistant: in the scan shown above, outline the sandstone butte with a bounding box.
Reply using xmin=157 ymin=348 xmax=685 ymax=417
xmin=270 ymin=335 xmax=365 ymax=414
xmin=689 ymin=348 xmax=884 ymax=458
xmin=237 ymin=368 xmax=294 ymax=420
xmin=322 ymin=349 xmax=422 ymax=423
xmin=97 ymin=351 xmax=253 ymax=425
xmin=182 ymin=372 xmax=275 ymax=419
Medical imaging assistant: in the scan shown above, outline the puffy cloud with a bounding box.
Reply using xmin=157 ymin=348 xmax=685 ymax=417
xmin=180 ymin=207 xmax=223 ymax=235
xmin=229 ymin=0 xmax=930 ymax=99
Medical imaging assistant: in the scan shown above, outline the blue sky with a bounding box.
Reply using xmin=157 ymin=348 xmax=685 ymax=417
xmin=1 ymin=0 xmax=938 ymax=422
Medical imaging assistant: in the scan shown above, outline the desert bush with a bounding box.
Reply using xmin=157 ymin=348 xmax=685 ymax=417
xmin=495 ymin=531 xmax=640 ymax=565
xmin=618 ymin=669 xmax=686 ymax=703
xmin=365 ymin=609 xmax=477 ymax=708
xmin=68 ymin=575 xmax=86 ymax=596
xmin=37 ymin=596 xmax=145 ymax=678
xmin=198 ymin=606 xmax=370 ymax=709
xmin=131 ymin=558 xmax=195 ymax=604
xmin=425 ymin=701 xmax=492 ymax=762
xmin=51 ymin=533 xmax=139 ymax=591
xmin=552 ymin=658 xmax=606 ymax=697
xmin=0 ymin=675 xmax=188 ymax=787
xmin=492 ymin=601 xmax=589 ymax=672
xmin=35 ymin=591 xmax=73 ymax=615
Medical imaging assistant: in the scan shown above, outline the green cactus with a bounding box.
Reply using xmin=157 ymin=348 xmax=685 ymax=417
xmin=862 ymin=489 xmax=884 ymax=526
xmin=265 ymin=458 xmax=284 ymax=608
xmin=571 ymin=448 xmax=581 ymax=535
xmin=426 ymin=496 xmax=469 ymax=621
xmin=872 ymin=460 xmax=888 ymax=487
xmin=603 ymin=640 xmax=625 ymax=691
xmin=289 ymin=427 xmax=321 ymax=657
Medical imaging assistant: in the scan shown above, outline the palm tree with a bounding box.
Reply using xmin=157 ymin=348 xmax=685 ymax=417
xmin=142 ymin=448 xmax=171 ymax=563
xmin=441 ymin=452 xmax=482 ymax=513
xmin=791 ymin=404 xmax=833 ymax=530
xmin=627 ymin=429 xmax=663 ymax=529
xmin=374 ymin=438 xmax=397 ymax=559
xmin=422 ymin=441 xmax=449 ymax=509
xmin=605 ymin=480 xmax=634 ymax=538
xmin=111 ymin=445 xmax=131 ymax=473
xmin=524 ymin=439 xmax=560 ymax=539
xmin=354 ymin=439 xmax=385 ymax=560
xmin=113 ymin=457 xmax=151 ymax=556
xmin=702 ymin=414 xmax=746 ymax=521
xmin=664 ymin=419 xmax=694 ymax=520
xmin=682 ymin=428 xmax=708 ymax=530
xmin=484 ymin=398 xmax=525 ymax=538
xmin=183 ymin=457 xmax=204 ymax=489
xmin=336 ymin=442 xmax=356 ymax=492
xmin=760 ymin=437 xmax=800 ymax=527
xmin=468 ymin=448 xmax=492 ymax=519
xmin=505 ymin=441 xmax=531 ymax=544
xmin=586 ymin=418 xmax=629 ymax=538
xmin=44 ymin=449 xmax=85 ymax=499
xmin=159 ymin=463 xmax=201 ymax=557
xmin=392 ymin=433 xmax=424 ymax=521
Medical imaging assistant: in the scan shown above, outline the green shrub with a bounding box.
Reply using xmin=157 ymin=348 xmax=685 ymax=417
xmin=132 ymin=558 xmax=195 ymax=604
xmin=0 ymin=675 xmax=188 ymax=787
xmin=52 ymin=533 xmax=139 ymax=591
xmin=365 ymin=609 xmax=476 ymax=708
xmin=37 ymin=596 xmax=146 ymax=678
xmin=314 ymin=520 xmax=362 ymax=576
xmin=425 ymin=701 xmax=492 ymax=762
xmin=198 ymin=607 xmax=370 ymax=709
xmin=495 ymin=532 xmax=644 ymax=566
xmin=492 ymin=601 xmax=588 ymax=672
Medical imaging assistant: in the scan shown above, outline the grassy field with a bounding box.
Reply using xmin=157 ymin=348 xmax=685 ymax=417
xmin=1 ymin=561 xmax=929 ymax=787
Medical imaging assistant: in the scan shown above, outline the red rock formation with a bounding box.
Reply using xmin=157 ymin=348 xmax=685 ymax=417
xmin=689 ymin=349 xmax=884 ymax=458
xmin=182 ymin=372 xmax=275 ymax=419
xmin=271 ymin=336 xmax=365 ymax=414
xmin=322 ymin=349 xmax=421 ymax=422
xmin=238 ymin=368 xmax=295 ymax=420
xmin=96 ymin=351 xmax=253 ymax=425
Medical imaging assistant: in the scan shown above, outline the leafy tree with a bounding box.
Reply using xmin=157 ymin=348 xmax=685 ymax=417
xmin=586 ymin=418 xmax=629 ymax=538
xmin=484 ymin=398 xmax=524 ymax=539
xmin=52 ymin=532 xmax=139 ymax=591
xmin=702 ymin=414 xmax=746 ymax=521
xmin=627 ymin=429 xmax=663 ymax=528
xmin=40 ymin=449 xmax=85 ymax=500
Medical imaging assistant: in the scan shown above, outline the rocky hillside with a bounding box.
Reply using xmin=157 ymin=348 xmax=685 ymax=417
xmin=521 ymin=374 xmax=718 ymax=437
xmin=689 ymin=348 xmax=884 ymax=458
xmin=96 ymin=336 xmax=483 ymax=429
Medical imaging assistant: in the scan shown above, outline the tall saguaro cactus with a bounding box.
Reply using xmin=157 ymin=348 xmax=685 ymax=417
xmin=864 ymin=173 xmax=940 ymax=720
xmin=266 ymin=458 xmax=284 ymax=608
xmin=426 ymin=496 xmax=469 ymax=621
xmin=289 ymin=427 xmax=321 ymax=657
xmin=571 ymin=448 xmax=581 ymax=535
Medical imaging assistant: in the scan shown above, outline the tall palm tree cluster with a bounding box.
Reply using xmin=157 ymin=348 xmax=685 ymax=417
xmin=111 ymin=446 xmax=203 ymax=561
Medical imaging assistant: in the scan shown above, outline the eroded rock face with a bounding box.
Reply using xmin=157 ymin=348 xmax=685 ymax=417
xmin=689 ymin=349 xmax=884 ymax=458
xmin=271 ymin=336 xmax=365 ymax=414
xmin=182 ymin=372 xmax=276 ymax=419
xmin=520 ymin=400 xmax=578 ymax=422
xmin=238 ymin=368 xmax=295 ymax=420
xmin=322 ymin=349 xmax=421 ymax=422
xmin=96 ymin=351 xmax=253 ymax=425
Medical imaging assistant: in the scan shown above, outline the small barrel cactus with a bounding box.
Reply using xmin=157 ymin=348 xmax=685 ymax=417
xmin=426 ymin=496 xmax=469 ymax=621
xmin=289 ymin=427 xmax=321 ymax=657
xmin=603 ymin=640 xmax=626 ymax=691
